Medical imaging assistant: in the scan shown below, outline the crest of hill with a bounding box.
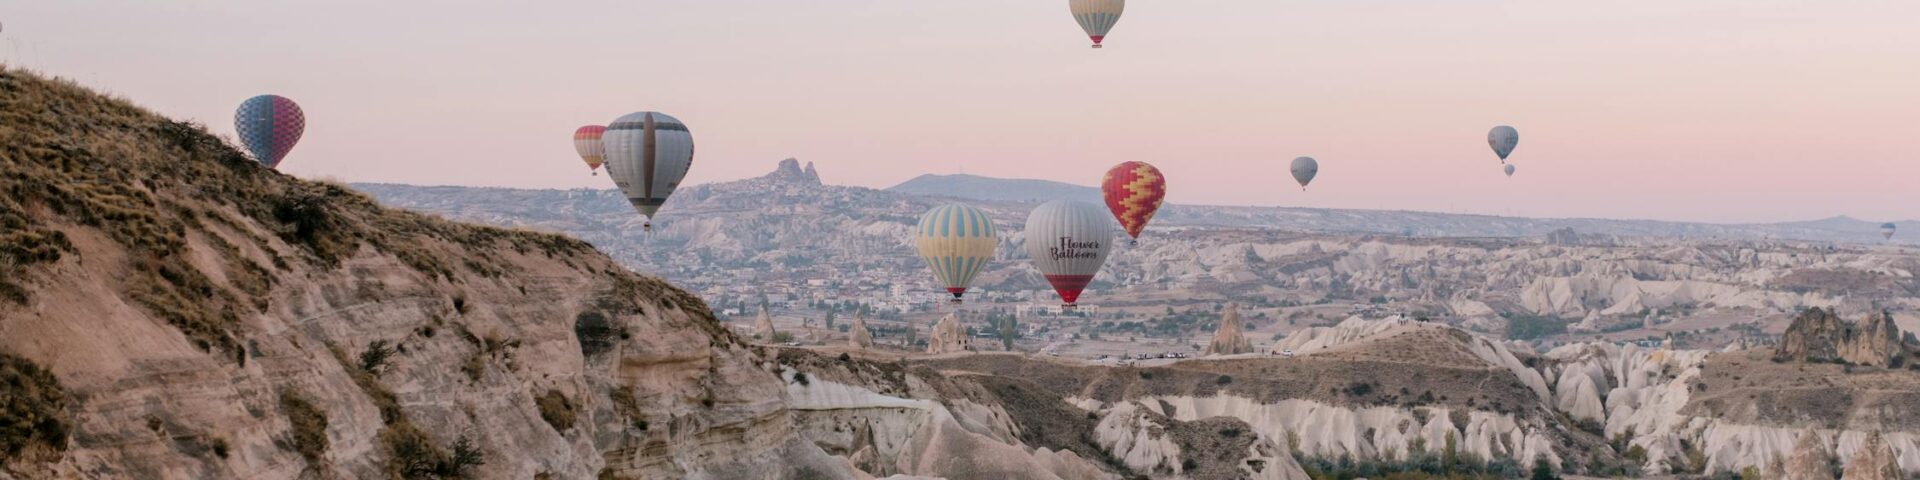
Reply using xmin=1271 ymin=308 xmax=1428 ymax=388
xmin=887 ymin=173 xmax=1101 ymax=204
xmin=0 ymin=68 xmax=762 ymax=478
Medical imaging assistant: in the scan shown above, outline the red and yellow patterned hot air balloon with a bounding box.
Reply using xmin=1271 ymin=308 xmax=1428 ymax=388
xmin=1101 ymin=161 xmax=1165 ymax=246
xmin=573 ymin=125 xmax=606 ymax=175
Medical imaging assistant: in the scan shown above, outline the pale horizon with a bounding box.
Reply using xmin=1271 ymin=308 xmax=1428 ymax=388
xmin=7 ymin=1 xmax=1916 ymax=224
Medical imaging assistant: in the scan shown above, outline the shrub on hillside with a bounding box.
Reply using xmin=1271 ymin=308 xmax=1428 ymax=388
xmin=0 ymin=353 xmax=70 ymax=466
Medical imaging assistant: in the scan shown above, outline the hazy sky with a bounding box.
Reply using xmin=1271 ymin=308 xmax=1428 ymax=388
xmin=7 ymin=1 xmax=1917 ymax=223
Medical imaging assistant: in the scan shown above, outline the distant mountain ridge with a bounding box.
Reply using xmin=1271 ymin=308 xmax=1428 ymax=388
xmin=886 ymin=173 xmax=1101 ymax=204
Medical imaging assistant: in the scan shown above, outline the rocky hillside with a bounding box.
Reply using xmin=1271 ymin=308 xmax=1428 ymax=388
xmin=0 ymin=68 xmax=811 ymax=478
xmin=0 ymin=68 xmax=1191 ymax=480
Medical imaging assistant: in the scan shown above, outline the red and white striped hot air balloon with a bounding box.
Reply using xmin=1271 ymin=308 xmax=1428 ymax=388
xmin=1024 ymin=200 xmax=1113 ymax=309
xmin=573 ymin=125 xmax=606 ymax=176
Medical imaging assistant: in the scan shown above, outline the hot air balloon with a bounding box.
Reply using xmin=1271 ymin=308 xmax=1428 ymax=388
xmin=234 ymin=95 xmax=305 ymax=169
xmin=1290 ymin=156 xmax=1319 ymax=190
xmin=1101 ymin=161 xmax=1165 ymax=246
xmin=1488 ymin=126 xmax=1519 ymax=163
xmin=1069 ymin=0 xmax=1124 ymax=49
xmin=1882 ymin=223 xmax=1897 ymax=240
xmin=1504 ymin=164 xmax=1516 ymax=178
xmin=1024 ymin=200 xmax=1113 ymax=309
xmin=603 ymin=112 xmax=694 ymax=232
xmin=573 ymin=125 xmax=607 ymax=176
xmin=916 ymin=204 xmax=998 ymax=304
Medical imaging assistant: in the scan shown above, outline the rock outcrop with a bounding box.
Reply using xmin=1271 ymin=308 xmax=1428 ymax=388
xmin=767 ymin=158 xmax=822 ymax=185
xmin=754 ymin=304 xmax=778 ymax=340
xmin=848 ymin=312 xmax=873 ymax=348
xmin=1774 ymin=308 xmax=1909 ymax=367
xmin=1204 ymin=304 xmax=1254 ymax=356
xmin=926 ymin=314 xmax=969 ymax=354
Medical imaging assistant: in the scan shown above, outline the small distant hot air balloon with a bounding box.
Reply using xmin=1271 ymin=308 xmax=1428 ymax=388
xmin=1882 ymin=222 xmax=1897 ymax=240
xmin=1290 ymin=156 xmax=1319 ymax=190
xmin=1504 ymin=164 xmax=1516 ymax=178
xmin=1069 ymin=0 xmax=1124 ymax=49
xmin=1488 ymin=126 xmax=1519 ymax=163
xmin=234 ymin=95 xmax=305 ymax=169
xmin=1024 ymin=200 xmax=1113 ymax=309
xmin=1101 ymin=161 xmax=1165 ymax=246
xmin=603 ymin=112 xmax=695 ymax=232
xmin=573 ymin=125 xmax=607 ymax=176
xmin=916 ymin=204 xmax=997 ymax=304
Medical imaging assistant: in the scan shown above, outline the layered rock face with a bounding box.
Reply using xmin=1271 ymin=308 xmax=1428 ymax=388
xmin=1204 ymin=305 xmax=1254 ymax=356
xmin=1774 ymin=308 xmax=1909 ymax=367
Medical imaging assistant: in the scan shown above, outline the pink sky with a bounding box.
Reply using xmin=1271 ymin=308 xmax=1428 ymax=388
xmin=7 ymin=1 xmax=1917 ymax=223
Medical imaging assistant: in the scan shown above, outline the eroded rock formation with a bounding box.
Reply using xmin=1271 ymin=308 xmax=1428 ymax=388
xmin=849 ymin=312 xmax=873 ymax=348
xmin=1204 ymin=304 xmax=1254 ymax=356
xmin=1774 ymin=308 xmax=1908 ymax=367
xmin=926 ymin=314 xmax=969 ymax=354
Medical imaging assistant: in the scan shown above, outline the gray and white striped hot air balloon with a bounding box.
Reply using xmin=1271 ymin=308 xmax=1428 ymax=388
xmin=1024 ymin=200 xmax=1113 ymax=309
xmin=1488 ymin=125 xmax=1519 ymax=163
xmin=603 ymin=112 xmax=694 ymax=232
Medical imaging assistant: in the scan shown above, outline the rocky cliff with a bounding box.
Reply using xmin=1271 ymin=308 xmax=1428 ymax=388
xmin=1774 ymin=308 xmax=1910 ymax=367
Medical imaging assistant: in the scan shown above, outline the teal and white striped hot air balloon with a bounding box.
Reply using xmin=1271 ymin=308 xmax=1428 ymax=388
xmin=1069 ymin=0 xmax=1124 ymax=49
xmin=916 ymin=204 xmax=997 ymax=304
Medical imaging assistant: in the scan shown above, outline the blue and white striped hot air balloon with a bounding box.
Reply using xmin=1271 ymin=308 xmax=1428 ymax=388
xmin=916 ymin=204 xmax=997 ymax=304
xmin=1069 ymin=0 xmax=1124 ymax=49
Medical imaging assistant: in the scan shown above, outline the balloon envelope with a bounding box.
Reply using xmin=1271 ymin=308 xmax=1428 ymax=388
xmin=573 ymin=125 xmax=607 ymax=173
xmin=916 ymin=204 xmax=998 ymax=303
xmin=1504 ymin=164 xmax=1516 ymax=177
xmin=1101 ymin=161 xmax=1166 ymax=242
xmin=1290 ymin=156 xmax=1319 ymax=189
xmin=1882 ymin=222 xmax=1897 ymax=240
xmin=1488 ymin=126 xmax=1519 ymax=162
xmin=603 ymin=112 xmax=694 ymax=228
xmin=1024 ymin=200 xmax=1113 ymax=307
xmin=1069 ymin=0 xmax=1124 ymax=48
xmin=234 ymin=95 xmax=305 ymax=169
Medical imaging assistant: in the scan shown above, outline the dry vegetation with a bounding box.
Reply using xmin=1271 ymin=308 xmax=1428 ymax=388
xmin=279 ymin=390 xmax=330 ymax=464
xmin=0 ymin=352 xmax=70 ymax=468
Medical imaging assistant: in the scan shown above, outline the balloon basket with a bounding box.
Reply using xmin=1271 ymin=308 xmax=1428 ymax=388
xmin=1128 ymin=239 xmax=1139 ymax=247
xmin=1091 ymin=44 xmax=1102 ymax=49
